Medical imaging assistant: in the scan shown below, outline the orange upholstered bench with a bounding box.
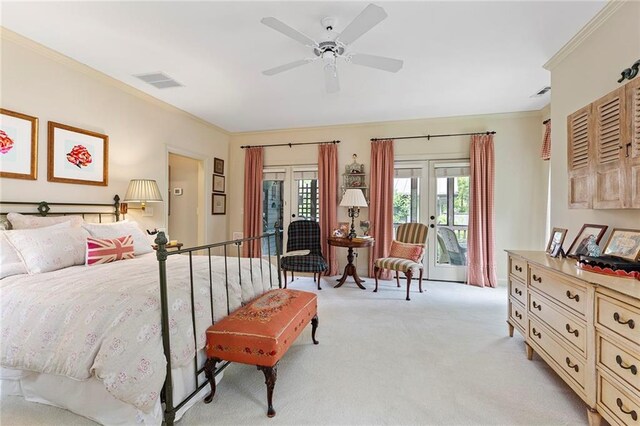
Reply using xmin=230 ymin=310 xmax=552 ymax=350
xmin=203 ymin=288 xmax=318 ymax=417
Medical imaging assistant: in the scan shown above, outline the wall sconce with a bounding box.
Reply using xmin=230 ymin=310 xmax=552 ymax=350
xmin=339 ymin=189 xmax=368 ymax=239
xmin=123 ymin=179 xmax=163 ymax=211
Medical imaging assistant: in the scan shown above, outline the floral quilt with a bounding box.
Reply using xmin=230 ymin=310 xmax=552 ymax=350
xmin=0 ymin=253 xmax=275 ymax=412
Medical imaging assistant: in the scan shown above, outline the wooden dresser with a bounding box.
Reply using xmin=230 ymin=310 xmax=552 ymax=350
xmin=506 ymin=251 xmax=640 ymax=426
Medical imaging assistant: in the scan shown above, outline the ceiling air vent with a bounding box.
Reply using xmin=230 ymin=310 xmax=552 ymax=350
xmin=134 ymin=72 xmax=183 ymax=89
xmin=531 ymin=86 xmax=551 ymax=98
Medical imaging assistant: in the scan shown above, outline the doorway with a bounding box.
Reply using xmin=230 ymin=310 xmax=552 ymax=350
xmin=262 ymin=166 xmax=319 ymax=254
xmin=393 ymin=159 xmax=469 ymax=282
xmin=168 ymin=152 xmax=205 ymax=248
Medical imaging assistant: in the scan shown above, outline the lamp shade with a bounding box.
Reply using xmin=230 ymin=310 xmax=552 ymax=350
xmin=123 ymin=179 xmax=163 ymax=202
xmin=340 ymin=189 xmax=368 ymax=208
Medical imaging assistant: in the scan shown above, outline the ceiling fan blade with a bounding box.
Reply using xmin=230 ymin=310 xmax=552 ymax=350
xmin=261 ymin=17 xmax=317 ymax=47
xmin=350 ymin=53 xmax=403 ymax=73
xmin=324 ymin=65 xmax=340 ymax=93
xmin=336 ymin=4 xmax=387 ymax=46
xmin=262 ymin=59 xmax=312 ymax=76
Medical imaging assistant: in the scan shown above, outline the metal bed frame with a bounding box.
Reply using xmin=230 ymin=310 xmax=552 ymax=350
xmin=0 ymin=195 xmax=282 ymax=426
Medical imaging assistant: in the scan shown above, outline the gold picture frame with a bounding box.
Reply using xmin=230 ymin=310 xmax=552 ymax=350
xmin=48 ymin=122 xmax=108 ymax=186
xmin=0 ymin=108 xmax=38 ymax=180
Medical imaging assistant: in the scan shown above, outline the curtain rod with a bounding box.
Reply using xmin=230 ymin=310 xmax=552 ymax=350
xmin=543 ymin=119 xmax=550 ymax=125
xmin=240 ymin=140 xmax=340 ymax=149
xmin=370 ymin=131 xmax=496 ymax=142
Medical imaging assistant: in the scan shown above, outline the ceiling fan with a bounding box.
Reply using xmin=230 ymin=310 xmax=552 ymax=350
xmin=261 ymin=3 xmax=404 ymax=93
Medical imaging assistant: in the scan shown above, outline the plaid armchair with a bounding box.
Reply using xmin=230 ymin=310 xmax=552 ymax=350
xmin=281 ymin=220 xmax=328 ymax=290
xmin=373 ymin=222 xmax=429 ymax=301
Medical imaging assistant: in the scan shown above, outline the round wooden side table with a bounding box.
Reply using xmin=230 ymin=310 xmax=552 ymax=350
xmin=327 ymin=236 xmax=375 ymax=289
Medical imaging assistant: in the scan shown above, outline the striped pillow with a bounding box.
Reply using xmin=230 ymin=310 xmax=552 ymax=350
xmin=389 ymin=240 xmax=425 ymax=262
xmin=86 ymin=235 xmax=135 ymax=266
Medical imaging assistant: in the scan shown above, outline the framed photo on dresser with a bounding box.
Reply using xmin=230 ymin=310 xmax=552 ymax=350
xmin=546 ymin=227 xmax=567 ymax=258
xmin=566 ymin=224 xmax=608 ymax=258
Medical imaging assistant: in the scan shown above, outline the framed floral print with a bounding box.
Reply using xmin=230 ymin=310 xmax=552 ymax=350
xmin=48 ymin=122 xmax=108 ymax=186
xmin=212 ymin=174 xmax=225 ymax=193
xmin=0 ymin=108 xmax=38 ymax=180
xmin=212 ymin=193 xmax=226 ymax=215
xmin=214 ymin=157 xmax=224 ymax=175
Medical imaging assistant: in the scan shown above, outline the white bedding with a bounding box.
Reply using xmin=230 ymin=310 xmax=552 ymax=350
xmin=0 ymin=252 xmax=276 ymax=413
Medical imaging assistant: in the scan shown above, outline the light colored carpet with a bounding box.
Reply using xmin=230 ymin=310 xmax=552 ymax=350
xmin=0 ymin=278 xmax=589 ymax=426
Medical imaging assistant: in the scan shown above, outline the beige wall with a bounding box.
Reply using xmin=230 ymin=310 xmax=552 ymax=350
xmin=168 ymin=153 xmax=200 ymax=248
xmin=0 ymin=29 xmax=230 ymax=243
xmin=229 ymin=112 xmax=549 ymax=282
xmin=547 ymin=1 xmax=640 ymax=240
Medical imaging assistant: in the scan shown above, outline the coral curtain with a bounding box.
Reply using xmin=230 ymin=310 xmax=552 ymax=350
xmin=318 ymin=143 xmax=339 ymax=275
xmin=243 ymin=147 xmax=264 ymax=258
xmin=368 ymin=139 xmax=394 ymax=279
xmin=541 ymin=120 xmax=551 ymax=160
xmin=467 ymin=134 xmax=497 ymax=287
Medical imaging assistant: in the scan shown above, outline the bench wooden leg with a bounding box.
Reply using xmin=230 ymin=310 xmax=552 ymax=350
xmin=203 ymin=357 xmax=221 ymax=403
xmin=311 ymin=314 xmax=319 ymax=344
xmin=257 ymin=363 xmax=278 ymax=418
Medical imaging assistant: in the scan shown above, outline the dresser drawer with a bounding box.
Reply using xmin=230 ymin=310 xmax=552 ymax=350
xmin=510 ymin=299 xmax=526 ymax=331
xmin=529 ymin=290 xmax=586 ymax=354
xmin=597 ymin=295 xmax=640 ymax=348
xmin=598 ymin=335 xmax=640 ymax=394
xmin=529 ymin=319 xmax=585 ymax=389
xmin=598 ymin=373 xmax=640 ymax=426
xmin=529 ymin=266 xmax=586 ymax=317
xmin=509 ymin=277 xmax=526 ymax=306
xmin=510 ymin=256 xmax=527 ymax=282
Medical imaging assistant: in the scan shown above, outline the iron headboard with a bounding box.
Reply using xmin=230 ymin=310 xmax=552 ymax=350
xmin=0 ymin=194 xmax=121 ymax=223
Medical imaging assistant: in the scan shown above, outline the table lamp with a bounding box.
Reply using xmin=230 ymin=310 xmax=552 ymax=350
xmin=340 ymin=189 xmax=368 ymax=239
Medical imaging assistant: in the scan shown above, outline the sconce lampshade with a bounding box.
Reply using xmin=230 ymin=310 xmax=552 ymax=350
xmin=123 ymin=179 xmax=163 ymax=203
xmin=339 ymin=188 xmax=368 ymax=208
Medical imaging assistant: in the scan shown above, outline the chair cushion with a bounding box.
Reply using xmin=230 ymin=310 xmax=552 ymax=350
xmin=374 ymin=257 xmax=422 ymax=273
xmin=206 ymin=289 xmax=317 ymax=367
xmin=281 ymin=254 xmax=328 ymax=273
xmin=389 ymin=240 xmax=424 ymax=262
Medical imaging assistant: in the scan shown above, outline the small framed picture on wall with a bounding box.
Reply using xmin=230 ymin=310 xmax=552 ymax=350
xmin=213 ymin=157 xmax=224 ymax=175
xmin=212 ymin=174 xmax=225 ymax=193
xmin=212 ymin=193 xmax=226 ymax=215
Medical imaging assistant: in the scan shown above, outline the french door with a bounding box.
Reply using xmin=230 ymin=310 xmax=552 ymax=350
xmin=394 ymin=159 xmax=469 ymax=282
xmin=262 ymin=166 xmax=319 ymax=254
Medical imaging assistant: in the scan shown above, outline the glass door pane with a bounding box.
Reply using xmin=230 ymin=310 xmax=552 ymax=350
xmin=393 ymin=167 xmax=422 ymax=237
xmin=262 ymin=177 xmax=284 ymax=255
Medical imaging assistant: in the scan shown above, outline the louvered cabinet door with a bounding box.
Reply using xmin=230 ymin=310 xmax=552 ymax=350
xmin=593 ymin=87 xmax=628 ymax=209
xmin=567 ymin=105 xmax=593 ymax=209
xmin=627 ymin=77 xmax=640 ymax=208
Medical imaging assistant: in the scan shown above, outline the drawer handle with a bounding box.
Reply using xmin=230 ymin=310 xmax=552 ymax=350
xmin=532 ymin=301 xmax=542 ymax=311
xmin=515 ymin=265 xmax=523 ymax=272
xmin=532 ymin=274 xmax=542 ymax=283
xmin=615 ymin=355 xmax=638 ymax=375
xmin=565 ymin=324 xmax=579 ymax=337
xmin=613 ymin=312 xmax=636 ymax=329
xmin=616 ymin=398 xmax=638 ymax=421
xmin=565 ymin=290 xmax=580 ymax=302
xmin=532 ymin=328 xmax=541 ymax=338
xmin=565 ymin=357 xmax=579 ymax=373
xmin=515 ymin=311 xmax=522 ymax=320
xmin=515 ymin=288 xmax=522 ymax=296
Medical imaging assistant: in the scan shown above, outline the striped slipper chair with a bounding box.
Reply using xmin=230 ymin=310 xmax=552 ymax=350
xmin=373 ymin=222 xmax=429 ymax=301
xmin=281 ymin=220 xmax=328 ymax=290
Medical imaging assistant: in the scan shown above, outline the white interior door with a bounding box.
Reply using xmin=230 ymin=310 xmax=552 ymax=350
xmin=426 ymin=160 xmax=470 ymax=282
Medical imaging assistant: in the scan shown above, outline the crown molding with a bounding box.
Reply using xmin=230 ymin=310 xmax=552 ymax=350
xmin=230 ymin=110 xmax=544 ymax=138
xmin=543 ymin=0 xmax=626 ymax=71
xmin=0 ymin=27 xmax=230 ymax=136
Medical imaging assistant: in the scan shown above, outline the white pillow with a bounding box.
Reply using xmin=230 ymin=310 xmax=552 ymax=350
xmin=82 ymin=220 xmax=152 ymax=256
xmin=5 ymin=225 xmax=90 ymax=274
xmin=0 ymin=232 xmax=27 ymax=279
xmin=7 ymin=212 xmax=83 ymax=229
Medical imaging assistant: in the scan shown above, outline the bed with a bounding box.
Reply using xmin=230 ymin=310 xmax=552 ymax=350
xmin=0 ymin=196 xmax=281 ymax=425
